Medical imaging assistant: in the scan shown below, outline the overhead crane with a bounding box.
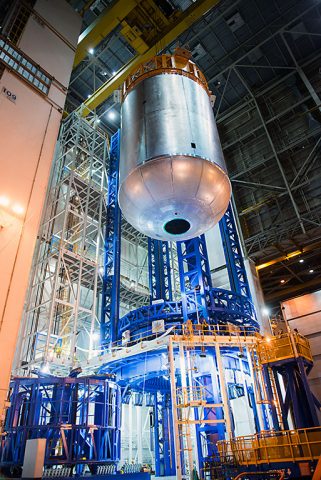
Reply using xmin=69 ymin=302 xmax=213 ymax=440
xmin=74 ymin=0 xmax=220 ymax=116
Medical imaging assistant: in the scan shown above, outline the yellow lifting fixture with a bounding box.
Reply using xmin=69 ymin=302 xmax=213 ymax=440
xmin=75 ymin=0 xmax=220 ymax=116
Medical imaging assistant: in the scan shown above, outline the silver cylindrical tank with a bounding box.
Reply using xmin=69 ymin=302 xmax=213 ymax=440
xmin=119 ymin=52 xmax=231 ymax=241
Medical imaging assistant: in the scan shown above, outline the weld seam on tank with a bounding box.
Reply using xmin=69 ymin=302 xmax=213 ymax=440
xmin=129 ymin=154 xmax=229 ymax=177
xmin=139 ymin=167 xmax=157 ymax=203
xmin=195 ymin=160 xmax=205 ymax=199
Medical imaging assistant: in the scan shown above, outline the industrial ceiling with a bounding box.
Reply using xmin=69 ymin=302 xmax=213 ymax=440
xmin=66 ymin=0 xmax=321 ymax=309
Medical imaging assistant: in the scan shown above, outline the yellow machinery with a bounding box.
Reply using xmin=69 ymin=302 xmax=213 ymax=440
xmin=74 ymin=0 xmax=221 ymax=116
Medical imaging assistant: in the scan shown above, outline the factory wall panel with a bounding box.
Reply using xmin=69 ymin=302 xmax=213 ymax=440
xmin=0 ymin=69 xmax=62 ymax=423
xmin=282 ymin=290 xmax=321 ymax=400
xmin=18 ymin=0 xmax=80 ymax=87
xmin=0 ymin=0 xmax=81 ymax=422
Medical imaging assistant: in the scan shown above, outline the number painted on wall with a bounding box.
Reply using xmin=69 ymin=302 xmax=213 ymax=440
xmin=2 ymin=87 xmax=17 ymax=103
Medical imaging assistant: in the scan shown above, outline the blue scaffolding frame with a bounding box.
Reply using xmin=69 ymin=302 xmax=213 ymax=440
xmin=219 ymin=203 xmax=252 ymax=299
xmin=148 ymin=239 xmax=172 ymax=303
xmin=0 ymin=376 xmax=121 ymax=472
xmin=101 ymin=131 xmax=121 ymax=346
xmin=177 ymin=234 xmax=212 ymax=323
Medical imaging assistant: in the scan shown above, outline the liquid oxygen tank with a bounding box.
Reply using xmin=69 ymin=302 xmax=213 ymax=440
xmin=119 ymin=49 xmax=231 ymax=241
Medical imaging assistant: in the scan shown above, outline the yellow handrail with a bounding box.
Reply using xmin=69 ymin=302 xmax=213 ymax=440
xmin=218 ymin=427 xmax=321 ymax=465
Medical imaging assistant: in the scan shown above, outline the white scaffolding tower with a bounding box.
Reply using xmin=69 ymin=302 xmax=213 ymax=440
xmin=14 ymin=112 xmax=108 ymax=376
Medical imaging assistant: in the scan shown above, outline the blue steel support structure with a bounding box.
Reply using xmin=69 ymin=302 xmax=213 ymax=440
xmin=101 ymin=131 xmax=121 ymax=346
xmin=174 ymin=213 xmax=258 ymax=472
xmin=0 ymin=376 xmax=121 ymax=473
xmin=147 ymin=241 xmax=175 ymax=476
xmin=117 ymin=206 xmax=258 ymax=338
xmin=264 ymin=355 xmax=319 ymax=429
xmin=153 ymin=392 xmax=176 ymax=476
xmin=177 ymin=234 xmax=212 ymax=323
xmin=148 ymin=239 xmax=172 ymax=303
xmin=219 ymin=203 xmax=252 ymax=299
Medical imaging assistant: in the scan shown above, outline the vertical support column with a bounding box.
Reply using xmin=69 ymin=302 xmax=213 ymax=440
xmin=101 ymin=131 xmax=121 ymax=346
xmin=128 ymin=398 xmax=133 ymax=463
xmin=296 ymin=358 xmax=319 ymax=427
xmin=153 ymin=392 xmax=161 ymax=476
xmin=246 ymin=348 xmax=268 ymax=432
xmin=272 ymin=370 xmax=289 ymax=431
xmin=163 ymin=393 xmax=176 ymax=476
xmin=136 ymin=407 xmax=143 ymax=464
xmin=262 ymin=365 xmax=280 ymax=430
xmin=219 ymin=203 xmax=252 ymax=299
xmin=177 ymin=235 xmax=212 ymax=323
xmin=215 ymin=344 xmax=233 ymax=440
xmin=179 ymin=343 xmax=194 ymax=479
xmin=153 ymin=391 xmax=176 ymax=476
xmin=148 ymin=239 xmax=173 ymax=303
xmin=168 ymin=339 xmax=183 ymax=480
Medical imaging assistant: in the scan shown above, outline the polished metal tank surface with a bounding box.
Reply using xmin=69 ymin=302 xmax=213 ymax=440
xmin=119 ymin=61 xmax=231 ymax=241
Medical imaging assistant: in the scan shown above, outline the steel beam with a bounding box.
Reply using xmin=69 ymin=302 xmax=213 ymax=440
xmin=281 ymin=32 xmax=321 ymax=111
xmin=206 ymin=1 xmax=321 ymax=87
xmin=232 ymin=179 xmax=286 ymax=192
xmin=233 ymin=67 xmax=306 ymax=235
xmin=265 ymin=275 xmax=321 ymax=302
xmin=79 ymin=0 xmax=220 ymax=116
xmin=73 ymin=0 xmax=137 ymax=68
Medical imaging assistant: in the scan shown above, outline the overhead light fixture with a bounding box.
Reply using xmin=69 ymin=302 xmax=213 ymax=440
xmin=0 ymin=195 xmax=9 ymax=207
xmin=12 ymin=204 xmax=24 ymax=215
xmin=280 ymin=279 xmax=285 ymax=284
xmin=91 ymin=332 xmax=100 ymax=341
xmin=299 ymin=259 xmax=304 ymax=263
xmin=309 ymin=269 xmax=314 ymax=273
xmin=112 ymin=70 xmax=117 ymax=75
xmin=108 ymin=110 xmax=116 ymax=120
xmin=88 ymin=48 xmax=94 ymax=55
xmin=96 ymin=118 xmax=101 ymax=124
xmin=262 ymin=307 xmax=270 ymax=316
xmin=87 ymin=93 xmax=91 ymax=98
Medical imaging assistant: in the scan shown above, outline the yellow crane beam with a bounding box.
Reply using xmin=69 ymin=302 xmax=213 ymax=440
xmin=74 ymin=0 xmax=137 ymax=68
xmin=79 ymin=0 xmax=220 ymax=117
xmin=256 ymin=240 xmax=321 ymax=271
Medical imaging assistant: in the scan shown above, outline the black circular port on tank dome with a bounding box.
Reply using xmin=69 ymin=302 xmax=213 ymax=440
xmin=164 ymin=218 xmax=191 ymax=235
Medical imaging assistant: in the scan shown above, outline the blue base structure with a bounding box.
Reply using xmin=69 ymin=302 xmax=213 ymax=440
xmin=0 ymin=376 xmax=121 ymax=474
